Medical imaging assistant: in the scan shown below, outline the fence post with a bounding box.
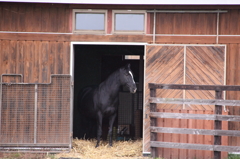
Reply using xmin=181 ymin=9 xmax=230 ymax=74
xmin=34 ymin=84 xmax=38 ymax=144
xmin=214 ymin=90 xmax=222 ymax=159
xmin=150 ymin=87 xmax=157 ymax=158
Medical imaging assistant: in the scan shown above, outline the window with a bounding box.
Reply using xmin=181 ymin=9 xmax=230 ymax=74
xmin=73 ymin=9 xmax=107 ymax=34
xmin=125 ymin=55 xmax=140 ymax=60
xmin=113 ymin=10 xmax=146 ymax=34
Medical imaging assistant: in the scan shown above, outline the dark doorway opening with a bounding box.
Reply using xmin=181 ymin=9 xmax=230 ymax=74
xmin=73 ymin=44 xmax=144 ymax=141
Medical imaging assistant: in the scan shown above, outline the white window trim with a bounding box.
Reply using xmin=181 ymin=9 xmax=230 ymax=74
xmin=112 ymin=10 xmax=147 ymax=34
xmin=72 ymin=9 xmax=107 ymax=34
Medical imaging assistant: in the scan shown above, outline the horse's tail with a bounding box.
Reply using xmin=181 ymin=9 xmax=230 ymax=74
xmin=77 ymin=85 xmax=97 ymax=113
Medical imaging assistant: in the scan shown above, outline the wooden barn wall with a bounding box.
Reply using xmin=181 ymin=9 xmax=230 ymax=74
xmin=226 ymin=44 xmax=240 ymax=147
xmin=0 ymin=40 xmax=70 ymax=83
xmin=0 ymin=3 xmax=71 ymax=33
xmin=1 ymin=2 xmax=240 ymax=155
xmin=155 ymin=13 xmax=217 ymax=35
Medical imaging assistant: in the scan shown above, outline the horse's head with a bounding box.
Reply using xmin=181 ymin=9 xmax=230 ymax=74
xmin=120 ymin=64 xmax=137 ymax=93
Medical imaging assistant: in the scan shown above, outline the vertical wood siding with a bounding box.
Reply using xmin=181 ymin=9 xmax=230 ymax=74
xmin=0 ymin=40 xmax=70 ymax=83
xmin=156 ymin=13 xmax=217 ymax=35
xmin=0 ymin=4 xmax=71 ymax=33
xmin=219 ymin=10 xmax=240 ymax=35
xmin=226 ymin=44 xmax=240 ymax=147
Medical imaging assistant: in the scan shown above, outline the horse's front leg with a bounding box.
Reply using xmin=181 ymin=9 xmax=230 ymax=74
xmin=96 ymin=111 xmax=103 ymax=148
xmin=108 ymin=113 xmax=117 ymax=147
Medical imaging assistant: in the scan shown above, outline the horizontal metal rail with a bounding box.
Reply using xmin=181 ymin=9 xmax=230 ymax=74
xmin=0 ymin=144 xmax=69 ymax=147
xmin=0 ymin=74 xmax=71 ymax=85
xmin=0 ymin=147 xmax=70 ymax=153
xmin=146 ymin=10 xmax=228 ymax=13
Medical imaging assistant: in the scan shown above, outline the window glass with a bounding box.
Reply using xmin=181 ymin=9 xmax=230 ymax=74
xmin=75 ymin=13 xmax=105 ymax=30
xmin=115 ymin=13 xmax=145 ymax=31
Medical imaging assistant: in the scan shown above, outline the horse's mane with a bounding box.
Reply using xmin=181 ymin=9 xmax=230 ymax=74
xmin=99 ymin=67 xmax=121 ymax=89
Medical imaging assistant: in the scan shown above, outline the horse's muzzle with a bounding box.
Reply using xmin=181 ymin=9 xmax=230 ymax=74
xmin=130 ymin=87 xmax=137 ymax=94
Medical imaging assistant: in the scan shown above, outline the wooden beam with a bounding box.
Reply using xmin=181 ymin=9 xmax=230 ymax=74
xmin=155 ymin=35 xmax=216 ymax=44
xmin=148 ymin=83 xmax=240 ymax=91
xmin=219 ymin=36 xmax=240 ymax=44
xmin=149 ymin=112 xmax=240 ymax=121
xmin=150 ymin=126 xmax=240 ymax=137
xmin=0 ymin=32 xmax=152 ymax=42
xmin=151 ymin=141 xmax=240 ymax=152
xmin=149 ymin=97 xmax=240 ymax=106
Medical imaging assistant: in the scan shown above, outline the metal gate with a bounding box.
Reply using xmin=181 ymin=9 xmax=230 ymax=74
xmin=0 ymin=75 xmax=72 ymax=152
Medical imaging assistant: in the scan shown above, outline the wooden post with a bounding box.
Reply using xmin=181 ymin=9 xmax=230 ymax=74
xmin=150 ymin=87 xmax=157 ymax=158
xmin=214 ymin=90 xmax=222 ymax=159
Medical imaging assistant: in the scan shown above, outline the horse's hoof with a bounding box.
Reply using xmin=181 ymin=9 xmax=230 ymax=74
xmin=95 ymin=144 xmax=99 ymax=148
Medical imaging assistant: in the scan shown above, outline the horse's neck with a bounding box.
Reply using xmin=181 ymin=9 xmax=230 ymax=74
xmin=99 ymin=71 xmax=121 ymax=97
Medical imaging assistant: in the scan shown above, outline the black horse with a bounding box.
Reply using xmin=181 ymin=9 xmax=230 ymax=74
xmin=78 ymin=64 xmax=137 ymax=147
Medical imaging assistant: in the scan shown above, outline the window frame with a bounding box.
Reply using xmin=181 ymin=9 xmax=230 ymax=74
xmin=72 ymin=9 xmax=107 ymax=34
xmin=112 ymin=10 xmax=147 ymax=34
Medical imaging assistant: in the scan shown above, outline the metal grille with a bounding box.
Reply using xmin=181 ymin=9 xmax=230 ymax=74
xmin=118 ymin=92 xmax=133 ymax=125
xmin=1 ymin=84 xmax=35 ymax=144
xmin=0 ymin=75 xmax=71 ymax=152
xmin=37 ymin=77 xmax=71 ymax=144
xmin=118 ymin=91 xmax=143 ymax=139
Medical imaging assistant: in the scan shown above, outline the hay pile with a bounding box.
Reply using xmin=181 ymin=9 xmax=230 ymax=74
xmin=56 ymin=138 xmax=148 ymax=159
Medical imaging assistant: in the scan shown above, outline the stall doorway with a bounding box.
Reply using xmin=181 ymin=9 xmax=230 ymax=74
xmin=72 ymin=44 xmax=144 ymax=141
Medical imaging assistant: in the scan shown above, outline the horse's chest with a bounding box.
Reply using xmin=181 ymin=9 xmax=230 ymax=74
xmin=96 ymin=96 xmax=118 ymax=114
xmin=100 ymin=97 xmax=118 ymax=108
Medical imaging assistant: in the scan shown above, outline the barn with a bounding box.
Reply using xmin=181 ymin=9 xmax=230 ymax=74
xmin=0 ymin=0 xmax=240 ymax=158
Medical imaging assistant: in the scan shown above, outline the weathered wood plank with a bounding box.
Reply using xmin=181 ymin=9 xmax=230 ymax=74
xmin=16 ymin=41 xmax=24 ymax=80
xmin=219 ymin=36 xmax=240 ymax=44
xmin=149 ymin=112 xmax=240 ymax=121
xmin=149 ymin=97 xmax=240 ymax=106
xmin=155 ymin=13 xmax=217 ymax=35
xmin=1 ymin=34 xmax=238 ymax=45
xmin=149 ymin=83 xmax=240 ymax=91
xmin=33 ymin=41 xmax=40 ymax=83
xmin=0 ymin=33 xmax=152 ymax=42
xmin=214 ymin=90 xmax=222 ymax=159
xmin=155 ymin=35 xmax=216 ymax=44
xmin=150 ymin=88 xmax=157 ymax=157
xmin=151 ymin=126 xmax=240 ymax=137
xmin=151 ymin=141 xmax=240 ymax=152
